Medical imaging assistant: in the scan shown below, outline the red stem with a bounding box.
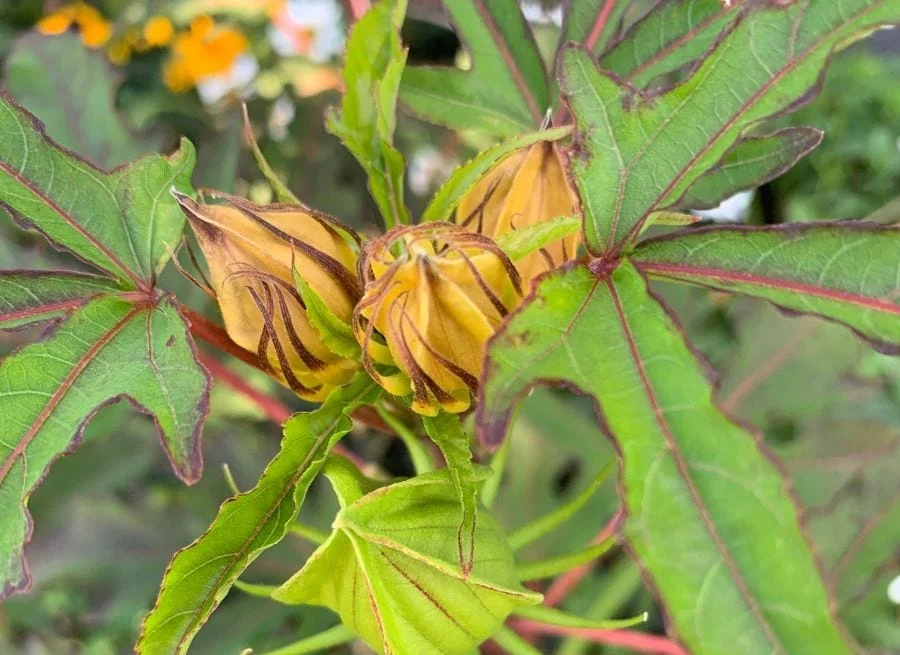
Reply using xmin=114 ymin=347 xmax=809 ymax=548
xmin=512 ymin=620 xmax=688 ymax=655
xmin=345 ymin=0 xmax=370 ymax=20
xmin=585 ymin=0 xmax=619 ymax=52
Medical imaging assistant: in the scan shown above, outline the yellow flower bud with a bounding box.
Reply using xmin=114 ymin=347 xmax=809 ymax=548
xmin=456 ymin=141 xmax=578 ymax=286
xmin=354 ymin=224 xmax=521 ymax=416
xmin=176 ymin=193 xmax=362 ymax=400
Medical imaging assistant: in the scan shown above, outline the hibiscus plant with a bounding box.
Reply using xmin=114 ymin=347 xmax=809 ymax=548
xmin=1 ymin=1 xmax=898 ymax=654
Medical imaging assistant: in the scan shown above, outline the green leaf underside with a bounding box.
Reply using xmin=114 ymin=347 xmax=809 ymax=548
xmin=0 ymin=270 xmax=121 ymax=330
xmin=137 ymin=378 xmax=378 ymax=655
xmin=0 ymin=94 xmax=196 ymax=287
xmin=677 ymin=127 xmax=823 ymax=211
xmin=633 ymin=223 xmax=900 ymax=352
xmin=599 ymin=0 xmax=744 ymax=87
xmin=0 ymin=295 xmax=209 ymax=599
xmin=422 ymin=126 xmax=570 ymax=223
xmin=327 ymin=0 xmax=410 ymax=228
xmin=560 ymin=0 xmax=634 ymax=57
xmin=478 ymin=262 xmax=850 ymax=654
xmin=273 ymin=467 xmax=540 ymax=655
xmin=5 ymin=32 xmax=157 ymax=169
xmin=422 ymin=413 xmax=479 ymax=574
xmin=560 ymin=0 xmax=897 ymax=255
xmin=400 ymin=0 xmax=548 ymax=138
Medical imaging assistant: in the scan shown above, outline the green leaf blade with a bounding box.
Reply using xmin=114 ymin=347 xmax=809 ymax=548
xmin=633 ymin=223 xmax=900 ymax=352
xmin=560 ymin=0 xmax=898 ymax=255
xmin=478 ymin=262 xmax=851 ymax=654
xmin=400 ymin=0 xmax=548 ymax=138
xmin=0 ymin=270 xmax=121 ymax=330
xmin=0 ymin=295 xmax=209 ymax=599
xmin=137 ymin=378 xmax=378 ymax=655
xmin=0 ymin=94 xmax=196 ymax=286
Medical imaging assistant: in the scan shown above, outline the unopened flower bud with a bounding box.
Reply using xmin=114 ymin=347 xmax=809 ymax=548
xmin=177 ymin=192 xmax=361 ymax=400
xmin=354 ymin=224 xmax=521 ymax=416
xmin=456 ymin=141 xmax=578 ymax=285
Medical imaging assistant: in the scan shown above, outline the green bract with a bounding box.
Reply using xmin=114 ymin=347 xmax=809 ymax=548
xmin=273 ymin=460 xmax=541 ymax=654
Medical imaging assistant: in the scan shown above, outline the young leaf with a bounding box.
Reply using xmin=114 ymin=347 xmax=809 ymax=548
xmin=0 ymin=295 xmax=209 ymax=599
xmin=293 ymin=272 xmax=360 ymax=359
xmin=514 ymin=604 xmax=647 ymax=631
xmin=5 ymin=32 xmax=158 ymax=168
xmin=559 ymin=0 xmax=897 ymax=255
xmin=0 ymin=270 xmax=121 ymax=330
xmin=676 ymin=127 xmax=823 ymax=211
xmin=495 ymin=214 xmax=581 ymax=263
xmin=273 ymin=466 xmax=541 ymax=655
xmin=598 ymin=0 xmax=743 ymax=87
xmin=633 ymin=223 xmax=900 ymax=352
xmin=400 ymin=0 xmax=549 ymax=138
xmin=478 ymin=262 xmax=852 ymax=654
xmin=422 ymin=126 xmax=571 ymax=222
xmin=137 ymin=377 xmax=378 ymax=655
xmin=422 ymin=413 xmax=479 ymax=575
xmin=0 ymin=94 xmax=196 ymax=287
xmin=327 ymin=0 xmax=410 ymax=228
xmin=515 ymin=539 xmax=614 ymax=581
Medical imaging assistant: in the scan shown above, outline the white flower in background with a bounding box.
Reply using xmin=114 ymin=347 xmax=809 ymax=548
xmin=409 ymin=146 xmax=458 ymax=197
xmin=269 ymin=0 xmax=344 ymax=62
xmin=196 ymin=53 xmax=260 ymax=105
xmin=888 ymin=574 xmax=900 ymax=605
xmin=520 ymin=1 xmax=563 ymax=27
xmin=268 ymin=94 xmax=297 ymax=141
xmin=694 ymin=190 xmax=755 ymax=222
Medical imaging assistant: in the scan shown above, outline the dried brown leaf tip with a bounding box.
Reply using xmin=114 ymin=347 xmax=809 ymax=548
xmin=176 ymin=192 xmax=361 ymax=400
xmin=354 ymin=223 xmax=522 ymax=416
xmin=456 ymin=141 xmax=579 ymax=285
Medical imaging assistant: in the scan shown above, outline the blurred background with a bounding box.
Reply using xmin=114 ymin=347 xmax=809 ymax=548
xmin=0 ymin=1 xmax=897 ymax=654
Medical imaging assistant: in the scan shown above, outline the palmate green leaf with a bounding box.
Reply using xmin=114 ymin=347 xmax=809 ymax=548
xmin=273 ymin=461 xmax=540 ymax=655
xmin=0 ymin=94 xmax=196 ymax=287
xmin=4 ymin=32 xmax=158 ymax=169
xmin=598 ymin=0 xmax=744 ymax=87
xmin=478 ymin=262 xmax=851 ymax=654
xmin=633 ymin=223 xmax=900 ymax=352
xmin=137 ymin=377 xmax=378 ymax=655
xmin=400 ymin=0 xmax=548 ymax=138
xmin=422 ymin=413 xmax=478 ymax=574
xmin=422 ymin=125 xmax=570 ymax=222
xmin=559 ymin=0 xmax=898 ymax=255
xmin=675 ymin=127 xmax=823 ymax=211
xmin=0 ymin=270 xmax=120 ymax=330
xmin=327 ymin=0 xmax=410 ymax=228
xmin=0 ymin=295 xmax=209 ymax=599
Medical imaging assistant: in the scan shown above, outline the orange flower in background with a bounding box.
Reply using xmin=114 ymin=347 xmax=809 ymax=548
xmin=144 ymin=16 xmax=175 ymax=48
xmin=456 ymin=141 xmax=579 ymax=287
xmin=355 ymin=224 xmax=522 ymax=416
xmin=36 ymin=1 xmax=112 ymax=49
xmin=164 ymin=16 xmax=251 ymax=94
xmin=177 ymin=193 xmax=362 ymax=401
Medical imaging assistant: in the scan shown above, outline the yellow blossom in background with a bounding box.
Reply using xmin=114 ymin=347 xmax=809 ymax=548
xmin=164 ymin=16 xmax=252 ymax=95
xmin=177 ymin=193 xmax=362 ymax=401
xmin=355 ymin=224 xmax=522 ymax=416
xmin=144 ymin=16 xmax=175 ymax=48
xmin=456 ymin=141 xmax=579 ymax=287
xmin=36 ymin=1 xmax=112 ymax=49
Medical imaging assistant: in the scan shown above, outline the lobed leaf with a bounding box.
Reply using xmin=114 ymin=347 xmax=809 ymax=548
xmin=0 ymin=270 xmax=121 ymax=330
xmin=327 ymin=0 xmax=410 ymax=228
xmin=0 ymin=94 xmax=195 ymax=287
xmin=0 ymin=295 xmax=209 ymax=599
xmin=633 ymin=223 xmax=900 ymax=352
xmin=4 ymin=32 xmax=158 ymax=169
xmin=478 ymin=262 xmax=851 ymax=654
xmin=400 ymin=0 xmax=548 ymax=138
xmin=599 ymin=0 xmax=744 ymax=87
xmin=273 ymin=463 xmax=540 ymax=654
xmin=137 ymin=377 xmax=378 ymax=655
xmin=559 ymin=0 xmax=898 ymax=255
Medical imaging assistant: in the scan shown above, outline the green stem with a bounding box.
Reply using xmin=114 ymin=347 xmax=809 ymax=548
xmin=375 ymin=403 xmax=435 ymax=474
xmin=492 ymin=626 xmax=544 ymax=655
xmin=481 ymin=434 xmax=511 ymax=509
xmin=289 ymin=523 xmax=329 ymax=546
xmin=516 ymin=538 xmax=615 ymax=582
xmin=253 ymin=624 xmax=354 ymax=655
